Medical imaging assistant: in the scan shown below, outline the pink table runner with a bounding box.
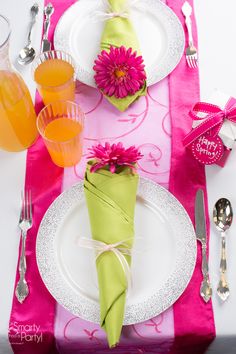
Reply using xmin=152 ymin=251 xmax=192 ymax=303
xmin=8 ymin=0 xmax=215 ymax=353
xmin=167 ymin=1 xmax=216 ymax=352
xmin=55 ymin=77 xmax=174 ymax=354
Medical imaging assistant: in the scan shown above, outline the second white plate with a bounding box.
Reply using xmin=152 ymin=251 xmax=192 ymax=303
xmin=54 ymin=0 xmax=185 ymax=87
xmin=36 ymin=178 xmax=196 ymax=325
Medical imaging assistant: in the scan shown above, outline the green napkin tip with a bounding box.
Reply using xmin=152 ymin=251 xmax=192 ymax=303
xmin=105 ymin=83 xmax=147 ymax=112
xmin=110 ymin=342 xmax=119 ymax=349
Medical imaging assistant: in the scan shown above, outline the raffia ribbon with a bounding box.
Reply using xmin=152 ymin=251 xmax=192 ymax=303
xmin=92 ymin=0 xmax=144 ymax=22
xmin=77 ymin=237 xmax=132 ymax=288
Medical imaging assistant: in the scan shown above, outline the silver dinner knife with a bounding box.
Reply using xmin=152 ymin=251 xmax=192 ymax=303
xmin=195 ymin=189 xmax=212 ymax=302
xmin=42 ymin=3 xmax=54 ymax=52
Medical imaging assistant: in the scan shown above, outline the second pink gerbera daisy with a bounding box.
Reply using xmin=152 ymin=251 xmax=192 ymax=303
xmin=93 ymin=46 xmax=146 ymax=99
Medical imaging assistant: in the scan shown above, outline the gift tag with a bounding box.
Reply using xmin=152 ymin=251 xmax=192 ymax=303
xmin=191 ymin=134 xmax=224 ymax=165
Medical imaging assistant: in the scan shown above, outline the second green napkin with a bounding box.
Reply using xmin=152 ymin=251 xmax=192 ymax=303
xmin=93 ymin=0 xmax=147 ymax=112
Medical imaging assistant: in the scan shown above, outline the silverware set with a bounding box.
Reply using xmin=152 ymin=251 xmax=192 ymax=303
xmin=18 ymin=1 xmax=196 ymax=69
xmin=195 ymin=189 xmax=233 ymax=303
xmin=17 ymin=2 xmax=54 ymax=67
xmin=182 ymin=1 xmax=198 ymax=68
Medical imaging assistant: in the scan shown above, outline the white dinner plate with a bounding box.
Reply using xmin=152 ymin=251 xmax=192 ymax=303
xmin=54 ymin=0 xmax=185 ymax=87
xmin=36 ymin=178 xmax=196 ymax=325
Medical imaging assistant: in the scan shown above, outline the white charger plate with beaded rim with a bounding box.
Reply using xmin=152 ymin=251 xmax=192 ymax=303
xmin=36 ymin=178 xmax=196 ymax=325
xmin=54 ymin=0 xmax=185 ymax=87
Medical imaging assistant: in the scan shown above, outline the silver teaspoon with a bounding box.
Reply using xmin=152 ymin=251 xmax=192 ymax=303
xmin=213 ymin=198 xmax=233 ymax=301
xmin=18 ymin=3 xmax=39 ymax=65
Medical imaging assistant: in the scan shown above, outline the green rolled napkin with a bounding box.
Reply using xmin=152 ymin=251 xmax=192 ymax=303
xmin=84 ymin=161 xmax=139 ymax=347
xmin=94 ymin=0 xmax=147 ymax=112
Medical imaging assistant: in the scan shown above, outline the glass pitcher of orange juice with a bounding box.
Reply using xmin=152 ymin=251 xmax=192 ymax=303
xmin=0 ymin=14 xmax=38 ymax=152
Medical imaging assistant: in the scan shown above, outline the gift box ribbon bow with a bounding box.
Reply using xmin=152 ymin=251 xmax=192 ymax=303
xmin=183 ymin=101 xmax=236 ymax=147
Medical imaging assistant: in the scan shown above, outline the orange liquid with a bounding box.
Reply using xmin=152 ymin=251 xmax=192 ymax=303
xmin=34 ymin=59 xmax=75 ymax=105
xmin=0 ymin=71 xmax=38 ymax=151
xmin=44 ymin=118 xmax=83 ymax=167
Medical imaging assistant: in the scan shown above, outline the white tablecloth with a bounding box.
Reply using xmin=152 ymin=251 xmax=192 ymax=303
xmin=0 ymin=1 xmax=236 ymax=353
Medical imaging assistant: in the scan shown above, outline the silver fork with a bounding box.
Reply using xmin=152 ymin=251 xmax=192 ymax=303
xmin=182 ymin=1 xmax=198 ymax=68
xmin=15 ymin=190 xmax=33 ymax=303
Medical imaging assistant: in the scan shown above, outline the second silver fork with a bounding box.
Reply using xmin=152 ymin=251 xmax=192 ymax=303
xmin=15 ymin=190 xmax=33 ymax=304
xmin=182 ymin=1 xmax=198 ymax=68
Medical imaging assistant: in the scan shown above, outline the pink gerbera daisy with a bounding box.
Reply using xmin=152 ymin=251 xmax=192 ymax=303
xmin=88 ymin=142 xmax=143 ymax=173
xmin=93 ymin=46 xmax=146 ymax=99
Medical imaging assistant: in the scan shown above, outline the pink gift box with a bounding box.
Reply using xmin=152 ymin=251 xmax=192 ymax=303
xmin=191 ymin=90 xmax=236 ymax=167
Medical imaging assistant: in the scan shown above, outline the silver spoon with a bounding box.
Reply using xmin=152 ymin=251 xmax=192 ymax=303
xmin=213 ymin=198 xmax=233 ymax=301
xmin=17 ymin=3 xmax=39 ymax=65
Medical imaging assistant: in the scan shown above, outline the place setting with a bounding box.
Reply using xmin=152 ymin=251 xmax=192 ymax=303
xmin=0 ymin=0 xmax=235 ymax=353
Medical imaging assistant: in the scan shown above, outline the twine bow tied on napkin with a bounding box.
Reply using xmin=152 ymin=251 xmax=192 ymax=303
xmin=78 ymin=237 xmax=132 ymax=288
xmin=183 ymin=101 xmax=236 ymax=147
xmin=92 ymin=0 xmax=144 ymax=21
xmin=93 ymin=10 xmax=129 ymax=21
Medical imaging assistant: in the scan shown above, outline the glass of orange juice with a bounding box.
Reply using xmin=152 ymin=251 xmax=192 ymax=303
xmin=37 ymin=101 xmax=84 ymax=167
xmin=32 ymin=50 xmax=76 ymax=105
